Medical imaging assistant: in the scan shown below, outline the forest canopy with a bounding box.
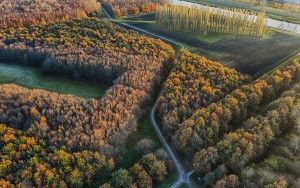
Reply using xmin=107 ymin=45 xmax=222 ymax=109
xmin=101 ymin=0 xmax=168 ymax=17
xmin=158 ymin=50 xmax=249 ymax=137
xmin=157 ymin=50 xmax=300 ymax=187
xmin=0 ymin=0 xmax=100 ymax=28
xmin=0 ymin=18 xmax=174 ymax=154
xmin=0 ymin=16 xmax=175 ymax=187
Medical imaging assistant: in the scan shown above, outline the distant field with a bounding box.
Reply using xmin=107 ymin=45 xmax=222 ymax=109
xmin=122 ymin=14 xmax=300 ymax=76
xmin=187 ymin=0 xmax=300 ymax=24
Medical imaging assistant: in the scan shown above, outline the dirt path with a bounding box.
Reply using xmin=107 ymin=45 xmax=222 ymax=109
xmin=150 ymin=103 xmax=195 ymax=188
xmin=102 ymin=6 xmax=197 ymax=188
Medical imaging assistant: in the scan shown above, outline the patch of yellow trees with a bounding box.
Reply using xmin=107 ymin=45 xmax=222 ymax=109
xmin=156 ymin=4 xmax=266 ymax=36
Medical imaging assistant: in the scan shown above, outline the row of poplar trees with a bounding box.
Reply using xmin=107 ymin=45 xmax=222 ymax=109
xmin=156 ymin=4 xmax=266 ymax=36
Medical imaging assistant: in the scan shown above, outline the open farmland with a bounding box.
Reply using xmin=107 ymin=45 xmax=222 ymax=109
xmin=187 ymin=0 xmax=300 ymax=24
xmin=122 ymin=14 xmax=300 ymax=76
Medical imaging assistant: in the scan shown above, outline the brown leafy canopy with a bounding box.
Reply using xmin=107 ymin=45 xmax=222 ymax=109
xmin=0 ymin=124 xmax=113 ymax=187
xmin=174 ymin=55 xmax=300 ymax=155
xmin=100 ymin=152 xmax=171 ymax=187
xmin=0 ymin=0 xmax=100 ymax=28
xmin=0 ymin=18 xmax=174 ymax=155
xmin=0 ymin=18 xmax=174 ymax=59
xmin=158 ymin=50 xmax=249 ymax=137
xmin=0 ymin=15 xmax=175 ymax=188
xmin=194 ymin=81 xmax=300 ymax=186
xmin=241 ymin=115 xmax=300 ymax=187
xmin=101 ymin=0 xmax=168 ymax=17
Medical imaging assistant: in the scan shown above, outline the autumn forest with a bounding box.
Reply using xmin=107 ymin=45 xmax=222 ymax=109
xmin=0 ymin=0 xmax=299 ymax=188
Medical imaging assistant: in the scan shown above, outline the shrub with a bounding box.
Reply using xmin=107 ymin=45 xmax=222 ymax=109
xmin=136 ymin=138 xmax=155 ymax=154
xmin=111 ymin=169 xmax=133 ymax=188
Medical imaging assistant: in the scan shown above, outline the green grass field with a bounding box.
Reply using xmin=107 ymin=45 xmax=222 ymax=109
xmin=116 ymin=112 xmax=161 ymax=169
xmin=0 ymin=62 xmax=108 ymax=98
xmin=116 ymin=112 xmax=178 ymax=187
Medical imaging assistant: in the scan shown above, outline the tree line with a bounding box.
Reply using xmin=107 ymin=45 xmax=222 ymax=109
xmin=157 ymin=50 xmax=249 ymax=138
xmin=156 ymin=4 xmax=266 ymax=36
xmin=193 ymin=81 xmax=300 ymax=187
xmin=241 ymin=108 xmax=300 ymax=188
xmin=173 ymin=55 xmax=300 ymax=156
xmin=101 ymin=0 xmax=168 ymax=17
xmin=271 ymin=1 xmax=300 ymax=13
xmin=0 ymin=0 xmax=100 ymax=28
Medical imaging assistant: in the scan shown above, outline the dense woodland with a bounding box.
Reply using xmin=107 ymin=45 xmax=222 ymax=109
xmin=157 ymin=50 xmax=249 ymax=137
xmin=0 ymin=18 xmax=174 ymax=154
xmin=174 ymin=55 xmax=300 ymax=156
xmin=0 ymin=0 xmax=100 ymax=28
xmin=156 ymin=4 xmax=266 ymax=36
xmin=0 ymin=122 xmax=172 ymax=187
xmin=0 ymin=124 xmax=114 ymax=187
xmin=157 ymin=50 xmax=299 ymax=186
xmin=241 ymin=121 xmax=300 ymax=187
xmin=0 ymin=16 xmax=175 ymax=187
xmin=101 ymin=0 xmax=168 ymax=17
xmin=0 ymin=18 xmax=173 ymax=59
xmin=194 ymin=81 xmax=300 ymax=187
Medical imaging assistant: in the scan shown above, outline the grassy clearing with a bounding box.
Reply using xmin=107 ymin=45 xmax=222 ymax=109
xmin=116 ymin=112 xmax=161 ymax=169
xmin=123 ymin=19 xmax=229 ymax=45
xmin=0 ymin=62 xmax=107 ymax=98
xmin=190 ymin=33 xmax=228 ymax=44
xmin=156 ymin=171 xmax=178 ymax=188
xmin=123 ymin=12 xmax=230 ymax=44
xmin=111 ymin=112 xmax=178 ymax=187
xmin=179 ymin=184 xmax=189 ymax=188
